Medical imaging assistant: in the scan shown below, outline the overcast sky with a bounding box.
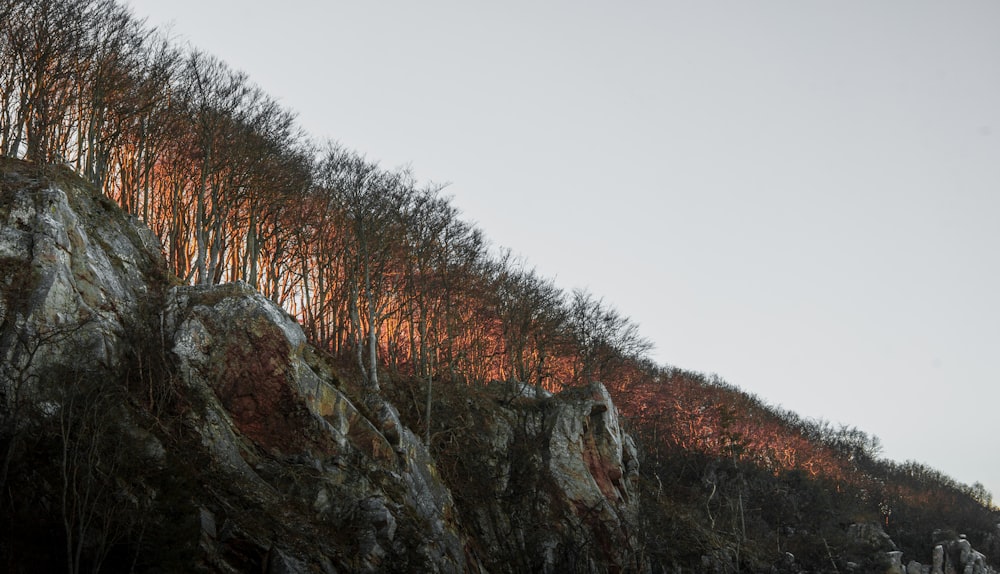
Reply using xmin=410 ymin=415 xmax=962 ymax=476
xmin=127 ymin=0 xmax=1000 ymax=500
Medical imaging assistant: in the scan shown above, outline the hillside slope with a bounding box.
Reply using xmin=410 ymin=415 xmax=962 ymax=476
xmin=1 ymin=160 xmax=997 ymax=573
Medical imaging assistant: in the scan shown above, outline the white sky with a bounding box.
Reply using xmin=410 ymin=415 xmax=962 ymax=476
xmin=127 ymin=0 xmax=1000 ymax=500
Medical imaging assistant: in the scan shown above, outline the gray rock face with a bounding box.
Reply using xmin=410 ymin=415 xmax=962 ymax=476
xmin=544 ymin=382 xmax=642 ymax=571
xmin=452 ymin=380 xmax=644 ymax=573
xmin=166 ymin=281 xmax=469 ymax=573
xmin=547 ymin=382 xmax=639 ymax=505
xmin=0 ymin=161 xmax=164 ymax=390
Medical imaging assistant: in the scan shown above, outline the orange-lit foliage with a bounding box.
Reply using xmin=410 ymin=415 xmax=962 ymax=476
xmin=614 ymin=367 xmax=874 ymax=484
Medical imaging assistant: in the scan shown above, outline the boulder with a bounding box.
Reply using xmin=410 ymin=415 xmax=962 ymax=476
xmin=887 ymin=550 xmax=905 ymax=574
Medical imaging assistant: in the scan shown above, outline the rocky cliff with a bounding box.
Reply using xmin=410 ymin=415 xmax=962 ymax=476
xmin=0 ymin=158 xmax=644 ymax=572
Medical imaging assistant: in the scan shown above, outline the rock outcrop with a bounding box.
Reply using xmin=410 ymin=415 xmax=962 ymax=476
xmin=423 ymin=380 xmax=643 ymax=573
xmin=0 ymin=158 xmax=646 ymax=572
xmin=165 ymin=281 xmax=470 ymax=572
xmin=843 ymin=523 xmax=997 ymax=574
xmin=893 ymin=537 xmax=998 ymax=574
xmin=930 ymin=536 xmax=996 ymax=574
xmin=0 ymin=159 xmax=163 ymax=383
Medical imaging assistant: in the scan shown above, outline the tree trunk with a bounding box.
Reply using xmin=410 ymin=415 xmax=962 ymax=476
xmin=195 ymin=145 xmax=210 ymax=284
xmin=364 ymin=257 xmax=379 ymax=390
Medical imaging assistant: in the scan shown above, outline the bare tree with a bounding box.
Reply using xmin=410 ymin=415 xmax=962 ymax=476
xmin=315 ymin=144 xmax=410 ymax=389
xmin=1 ymin=0 xmax=92 ymax=161
xmin=492 ymin=257 xmax=567 ymax=390
xmin=567 ymin=288 xmax=652 ymax=386
xmin=73 ymin=0 xmax=169 ymax=194
xmin=398 ymin=185 xmax=456 ymax=443
xmin=179 ymin=50 xmax=252 ymax=284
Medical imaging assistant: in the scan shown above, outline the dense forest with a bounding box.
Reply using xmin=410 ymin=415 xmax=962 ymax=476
xmin=2 ymin=0 xmax=997 ymax=571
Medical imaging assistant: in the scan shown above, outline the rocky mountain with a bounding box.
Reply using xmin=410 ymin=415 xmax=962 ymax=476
xmin=1 ymin=160 xmax=997 ymax=573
